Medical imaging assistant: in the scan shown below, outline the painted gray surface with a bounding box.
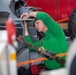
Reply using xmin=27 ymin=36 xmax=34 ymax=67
xmin=17 ymin=47 xmax=44 ymax=69
xmin=17 ymin=48 xmax=30 ymax=69
xmin=0 ymin=0 xmax=17 ymax=19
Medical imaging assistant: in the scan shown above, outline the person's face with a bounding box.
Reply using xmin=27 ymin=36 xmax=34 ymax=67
xmin=34 ymin=20 xmax=47 ymax=32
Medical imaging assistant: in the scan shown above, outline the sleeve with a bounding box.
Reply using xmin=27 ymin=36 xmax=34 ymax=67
xmin=47 ymin=18 xmax=65 ymax=38
xmin=24 ymin=35 xmax=40 ymax=50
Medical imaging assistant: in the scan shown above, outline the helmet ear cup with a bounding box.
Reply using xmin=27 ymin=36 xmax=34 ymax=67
xmin=17 ymin=66 xmax=26 ymax=75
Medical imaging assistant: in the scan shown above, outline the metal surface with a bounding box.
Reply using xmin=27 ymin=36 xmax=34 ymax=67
xmin=25 ymin=0 xmax=76 ymax=21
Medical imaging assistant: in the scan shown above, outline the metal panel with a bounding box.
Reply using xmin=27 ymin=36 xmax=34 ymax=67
xmin=25 ymin=0 xmax=57 ymax=20
xmin=58 ymin=0 xmax=76 ymax=20
xmin=25 ymin=0 xmax=76 ymax=21
xmin=36 ymin=0 xmax=57 ymax=20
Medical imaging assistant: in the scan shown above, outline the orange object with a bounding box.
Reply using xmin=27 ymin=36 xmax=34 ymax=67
xmin=17 ymin=52 xmax=68 ymax=66
xmin=57 ymin=18 xmax=69 ymax=23
xmin=10 ymin=53 xmax=16 ymax=60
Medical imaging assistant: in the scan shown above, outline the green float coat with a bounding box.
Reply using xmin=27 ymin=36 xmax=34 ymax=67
xmin=25 ymin=12 xmax=68 ymax=69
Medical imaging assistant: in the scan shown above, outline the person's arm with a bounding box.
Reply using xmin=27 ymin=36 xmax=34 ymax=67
xmin=20 ymin=12 xmax=37 ymax=36
xmin=25 ymin=35 xmax=40 ymax=50
xmin=20 ymin=12 xmax=40 ymax=50
xmin=20 ymin=12 xmax=37 ymax=19
xmin=46 ymin=17 xmax=65 ymax=39
xmin=24 ymin=21 xmax=40 ymax=50
xmin=23 ymin=21 xmax=29 ymax=36
xmin=20 ymin=11 xmax=37 ymax=36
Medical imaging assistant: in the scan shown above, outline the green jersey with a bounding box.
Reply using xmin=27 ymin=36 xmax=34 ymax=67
xmin=25 ymin=12 xmax=68 ymax=69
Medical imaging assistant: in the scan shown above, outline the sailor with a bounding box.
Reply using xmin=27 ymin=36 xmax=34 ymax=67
xmin=20 ymin=11 xmax=68 ymax=70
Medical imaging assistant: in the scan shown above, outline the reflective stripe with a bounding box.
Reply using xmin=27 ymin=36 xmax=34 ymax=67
xmin=10 ymin=53 xmax=16 ymax=60
xmin=56 ymin=52 xmax=68 ymax=57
